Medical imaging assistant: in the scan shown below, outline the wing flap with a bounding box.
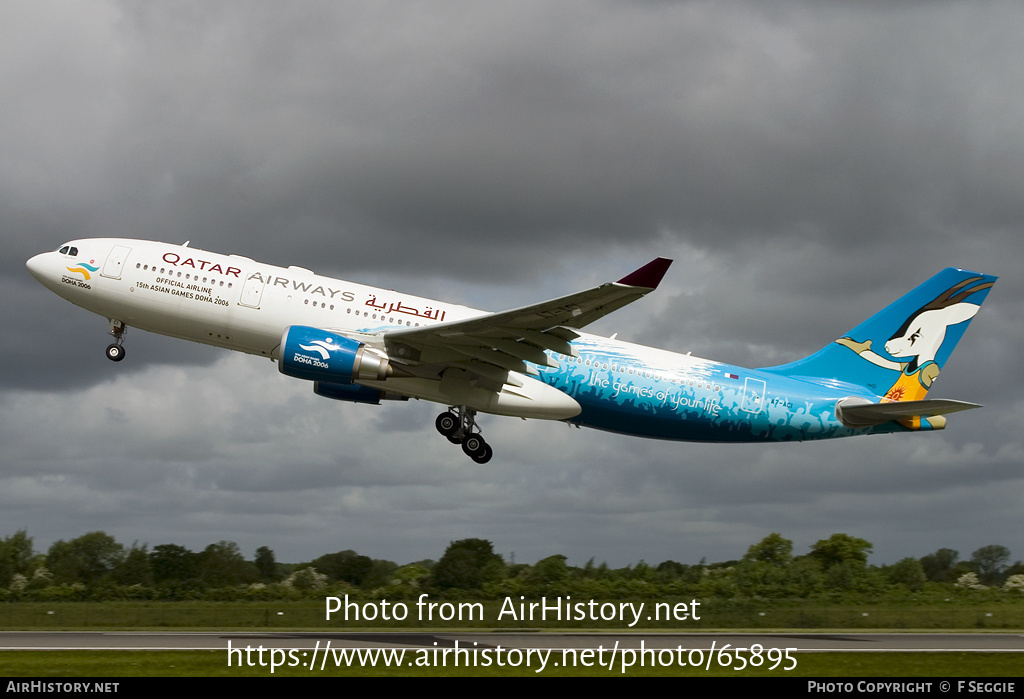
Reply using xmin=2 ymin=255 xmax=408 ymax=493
xmin=473 ymin=327 xmax=578 ymax=356
xmin=447 ymin=345 xmax=537 ymax=375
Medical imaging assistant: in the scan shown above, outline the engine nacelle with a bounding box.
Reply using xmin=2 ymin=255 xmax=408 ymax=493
xmin=279 ymin=326 xmax=390 ymax=384
xmin=314 ymin=382 xmax=408 ymax=405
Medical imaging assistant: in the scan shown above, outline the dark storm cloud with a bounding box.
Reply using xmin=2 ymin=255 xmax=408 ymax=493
xmin=9 ymin=1 xmax=1020 ymax=276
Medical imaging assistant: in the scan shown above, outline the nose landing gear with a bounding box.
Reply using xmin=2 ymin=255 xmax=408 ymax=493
xmin=435 ymin=406 xmax=493 ymax=464
xmin=106 ymin=319 xmax=126 ymax=362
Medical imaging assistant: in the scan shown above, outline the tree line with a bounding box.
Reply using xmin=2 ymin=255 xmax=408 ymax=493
xmin=0 ymin=529 xmax=1021 ymax=602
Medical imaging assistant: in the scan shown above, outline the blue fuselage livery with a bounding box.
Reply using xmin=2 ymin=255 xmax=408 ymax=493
xmin=27 ymin=239 xmax=996 ymax=463
xmin=535 ymin=341 xmax=832 ymax=443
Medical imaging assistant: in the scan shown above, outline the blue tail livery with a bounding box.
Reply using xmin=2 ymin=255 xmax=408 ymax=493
xmin=26 ymin=240 xmax=996 ymax=461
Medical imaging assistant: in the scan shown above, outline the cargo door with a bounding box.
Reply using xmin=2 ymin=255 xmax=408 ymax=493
xmin=741 ymin=377 xmax=766 ymax=413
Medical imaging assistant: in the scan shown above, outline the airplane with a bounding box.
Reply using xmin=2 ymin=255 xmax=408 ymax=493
xmin=26 ymin=239 xmax=996 ymax=463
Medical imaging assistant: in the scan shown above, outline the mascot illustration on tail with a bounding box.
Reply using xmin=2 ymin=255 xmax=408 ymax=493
xmin=835 ymin=275 xmax=995 ymax=403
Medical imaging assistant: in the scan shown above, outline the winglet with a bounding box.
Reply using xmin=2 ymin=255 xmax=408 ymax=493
xmin=617 ymin=257 xmax=673 ymax=288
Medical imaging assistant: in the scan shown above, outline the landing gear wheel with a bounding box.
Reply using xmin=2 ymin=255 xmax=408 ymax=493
xmin=470 ymin=443 xmax=493 ymax=464
xmin=438 ymin=405 xmax=495 ymax=462
xmin=107 ymin=319 xmax=127 ymax=362
xmin=106 ymin=343 xmax=125 ymax=362
xmin=435 ymin=411 xmax=459 ymax=437
xmin=461 ymin=434 xmax=489 ymax=460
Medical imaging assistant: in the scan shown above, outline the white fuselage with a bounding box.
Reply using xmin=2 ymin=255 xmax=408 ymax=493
xmin=31 ymin=238 xmax=480 ymax=356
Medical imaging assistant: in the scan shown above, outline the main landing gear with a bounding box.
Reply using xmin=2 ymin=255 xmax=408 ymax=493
xmin=106 ymin=319 xmax=126 ymax=362
xmin=435 ymin=406 xmax=493 ymax=464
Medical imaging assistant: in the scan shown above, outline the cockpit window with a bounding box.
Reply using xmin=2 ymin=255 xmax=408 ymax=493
xmin=58 ymin=246 xmax=69 ymax=254
xmin=58 ymin=245 xmax=78 ymax=257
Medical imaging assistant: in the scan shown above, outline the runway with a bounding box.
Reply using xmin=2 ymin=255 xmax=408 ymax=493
xmin=2 ymin=631 xmax=1022 ymax=652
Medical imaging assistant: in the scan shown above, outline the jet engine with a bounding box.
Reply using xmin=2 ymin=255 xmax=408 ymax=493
xmin=278 ymin=325 xmax=390 ymax=384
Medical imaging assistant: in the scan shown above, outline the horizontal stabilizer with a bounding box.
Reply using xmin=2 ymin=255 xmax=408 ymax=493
xmin=836 ymin=397 xmax=981 ymax=429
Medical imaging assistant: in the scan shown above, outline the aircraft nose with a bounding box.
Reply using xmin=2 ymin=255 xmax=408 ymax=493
xmin=26 ymin=252 xmax=49 ymax=282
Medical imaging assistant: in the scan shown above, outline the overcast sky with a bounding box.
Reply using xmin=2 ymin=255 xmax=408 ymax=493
xmin=3 ymin=1 xmax=1022 ymax=570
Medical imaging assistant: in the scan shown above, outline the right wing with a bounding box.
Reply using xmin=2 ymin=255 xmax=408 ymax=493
xmin=379 ymin=258 xmax=672 ymax=384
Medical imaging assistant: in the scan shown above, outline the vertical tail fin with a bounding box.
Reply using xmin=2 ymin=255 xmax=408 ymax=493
xmin=759 ymin=268 xmax=996 ymax=401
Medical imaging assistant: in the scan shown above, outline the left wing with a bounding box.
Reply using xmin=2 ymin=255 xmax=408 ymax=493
xmin=379 ymin=258 xmax=672 ymax=384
